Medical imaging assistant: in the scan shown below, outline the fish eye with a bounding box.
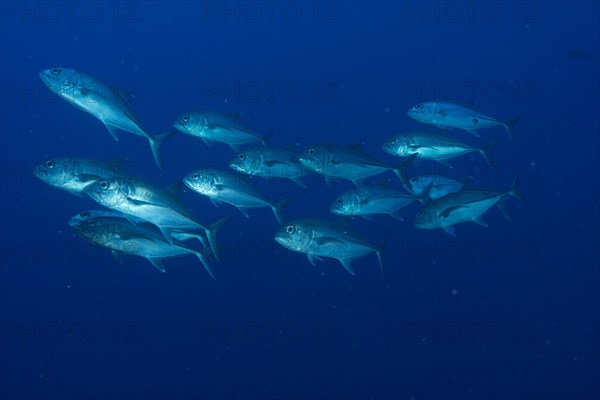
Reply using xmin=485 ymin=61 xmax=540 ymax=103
xmin=416 ymin=212 xmax=423 ymax=219
xmin=99 ymin=180 xmax=109 ymax=190
xmin=307 ymin=148 xmax=315 ymax=156
xmin=388 ymin=138 xmax=396 ymax=145
xmin=336 ymin=198 xmax=343 ymax=205
xmin=182 ymin=115 xmax=189 ymax=122
xmin=415 ymin=103 xmax=423 ymax=110
xmin=238 ymin=153 xmax=245 ymax=161
xmin=285 ymin=225 xmax=295 ymax=234
xmin=192 ymin=172 xmax=199 ymax=180
xmin=45 ymin=160 xmax=55 ymax=169
xmin=87 ymin=219 xmax=96 ymax=227
xmin=79 ymin=211 xmax=90 ymax=218
xmin=51 ymin=67 xmax=61 ymax=75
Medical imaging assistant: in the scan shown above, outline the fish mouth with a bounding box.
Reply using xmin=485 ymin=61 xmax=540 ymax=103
xmin=274 ymin=233 xmax=291 ymax=247
xmin=33 ymin=166 xmax=47 ymax=180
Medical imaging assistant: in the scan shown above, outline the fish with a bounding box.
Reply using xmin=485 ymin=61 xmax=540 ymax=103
xmin=329 ymin=186 xmax=417 ymax=221
xmin=183 ymin=168 xmax=289 ymax=224
xmin=298 ymin=144 xmax=402 ymax=187
xmin=407 ymin=101 xmax=520 ymax=142
xmin=69 ymin=212 xmax=215 ymax=278
xmin=382 ymin=132 xmax=498 ymax=167
xmin=414 ymin=170 xmax=526 ymax=236
xmin=173 ymin=111 xmax=272 ymax=152
xmin=33 ymin=157 xmax=133 ymax=196
xmin=39 ymin=67 xmax=174 ymax=168
xmin=403 ymin=174 xmax=466 ymax=200
xmin=274 ymin=219 xmax=385 ymax=275
xmin=228 ymin=146 xmax=309 ymax=188
xmin=83 ymin=177 xmax=230 ymax=257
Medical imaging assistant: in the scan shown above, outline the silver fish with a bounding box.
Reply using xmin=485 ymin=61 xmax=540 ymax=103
xmin=39 ymin=67 xmax=174 ymax=168
xmin=274 ymin=219 xmax=384 ymax=275
xmin=69 ymin=213 xmax=214 ymax=278
xmin=299 ymin=144 xmax=401 ymax=187
xmin=414 ymin=171 xmax=526 ymax=236
xmin=382 ymin=132 xmax=498 ymax=167
xmin=173 ymin=111 xmax=271 ymax=152
xmin=83 ymin=177 xmax=230 ymax=257
xmin=183 ymin=168 xmax=289 ymax=224
xmin=407 ymin=101 xmax=519 ymax=142
xmin=330 ymin=186 xmax=417 ymax=221
xmin=404 ymin=174 xmax=465 ymax=200
xmin=33 ymin=157 xmax=133 ymax=196
xmin=228 ymin=146 xmax=309 ymax=188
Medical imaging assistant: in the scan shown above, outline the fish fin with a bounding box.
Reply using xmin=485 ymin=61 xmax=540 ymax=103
xmin=203 ymin=216 xmax=232 ymax=261
xmin=148 ymin=131 xmax=177 ymax=169
xmin=359 ymin=214 xmax=373 ymax=221
xmin=229 ymin=143 xmax=241 ymax=153
xmin=210 ymin=198 xmax=223 ymax=207
xmin=111 ymin=250 xmax=124 ymax=264
xmin=352 ymin=178 xmax=365 ymax=188
xmin=272 ymin=199 xmax=292 ymax=225
xmin=194 ymin=248 xmax=215 ymax=279
xmin=387 ymin=210 xmax=404 ymax=221
xmin=170 ymin=231 xmax=208 ymax=248
xmin=307 ymin=254 xmax=321 ymax=266
xmin=442 ymin=225 xmax=456 ymax=237
xmin=503 ymin=117 xmax=520 ymax=143
xmin=509 ymin=166 xmax=526 ymax=203
xmin=479 ymin=139 xmax=500 ymax=166
xmin=473 ymin=216 xmax=488 ymax=227
xmin=419 ymin=182 xmax=435 ymax=204
xmin=376 ymin=237 xmax=387 ymax=278
xmin=261 ymin=130 xmax=274 ymax=146
xmin=435 ymin=158 xmax=454 ymax=168
xmin=339 ymin=258 xmax=356 ymax=275
xmin=237 ymin=206 xmax=250 ymax=218
xmin=148 ymin=258 xmax=166 ymax=273
xmin=104 ymin=124 xmax=120 ymax=142
xmin=201 ymin=138 xmax=214 ymax=148
xmin=497 ymin=199 xmax=514 ymax=223
xmin=324 ymin=176 xmax=337 ymax=187
xmin=465 ymin=128 xmax=481 ymax=137
xmin=158 ymin=226 xmax=175 ymax=244
xmin=398 ymin=153 xmax=419 ymax=193
xmin=438 ymin=205 xmax=467 ymax=219
xmin=290 ymin=176 xmax=307 ymax=188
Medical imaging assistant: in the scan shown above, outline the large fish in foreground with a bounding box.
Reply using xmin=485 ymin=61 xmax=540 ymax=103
xmin=69 ymin=212 xmax=215 ymax=278
xmin=173 ymin=111 xmax=271 ymax=152
xmin=329 ymin=186 xmax=417 ymax=221
xmin=183 ymin=168 xmax=289 ymax=224
xmin=414 ymin=171 xmax=526 ymax=236
xmin=274 ymin=219 xmax=384 ymax=275
xmin=299 ymin=144 xmax=402 ymax=187
xmin=229 ymin=146 xmax=309 ymax=187
xmin=407 ymin=101 xmax=520 ymax=142
xmin=83 ymin=177 xmax=230 ymax=257
xmin=33 ymin=157 xmax=133 ymax=196
xmin=382 ymin=132 xmax=498 ymax=167
xmin=39 ymin=67 xmax=173 ymax=168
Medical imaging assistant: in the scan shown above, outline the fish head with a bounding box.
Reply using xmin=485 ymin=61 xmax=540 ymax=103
xmin=69 ymin=215 xmax=113 ymax=246
xmin=39 ymin=67 xmax=83 ymax=101
xmin=183 ymin=169 xmax=215 ymax=194
xmin=382 ymin=136 xmax=410 ymax=157
xmin=34 ymin=158 xmax=73 ymax=188
xmin=84 ymin=178 xmax=124 ymax=208
xmin=298 ymin=146 xmax=328 ymax=173
xmin=275 ymin=220 xmax=313 ymax=253
xmin=414 ymin=207 xmax=437 ymax=230
xmin=330 ymin=192 xmax=360 ymax=216
xmin=229 ymin=150 xmax=261 ymax=175
xmin=407 ymin=102 xmax=436 ymax=122
xmin=173 ymin=112 xmax=204 ymax=135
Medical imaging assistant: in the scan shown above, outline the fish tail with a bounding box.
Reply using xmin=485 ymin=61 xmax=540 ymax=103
xmin=503 ymin=116 xmax=521 ymax=143
xmin=148 ymin=130 xmax=178 ymax=169
xmin=261 ymin=130 xmax=274 ymax=146
xmin=204 ymin=216 xmax=233 ymax=261
xmin=194 ymin=248 xmax=216 ymax=280
xmin=479 ymin=139 xmax=500 ymax=166
xmin=509 ymin=166 xmax=527 ymax=204
xmin=272 ymin=199 xmax=292 ymax=225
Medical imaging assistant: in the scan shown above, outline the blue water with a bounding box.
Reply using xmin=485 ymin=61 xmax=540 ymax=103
xmin=1 ymin=2 xmax=598 ymax=399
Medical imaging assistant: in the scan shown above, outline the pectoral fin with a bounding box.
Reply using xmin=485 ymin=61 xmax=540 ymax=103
xmin=438 ymin=205 xmax=467 ymax=219
xmin=148 ymin=258 xmax=166 ymax=273
xmin=339 ymin=258 xmax=356 ymax=275
xmin=104 ymin=124 xmax=120 ymax=142
xmin=442 ymin=225 xmax=456 ymax=237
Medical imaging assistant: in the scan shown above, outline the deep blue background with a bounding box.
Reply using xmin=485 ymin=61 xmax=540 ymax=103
xmin=1 ymin=1 xmax=598 ymax=399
